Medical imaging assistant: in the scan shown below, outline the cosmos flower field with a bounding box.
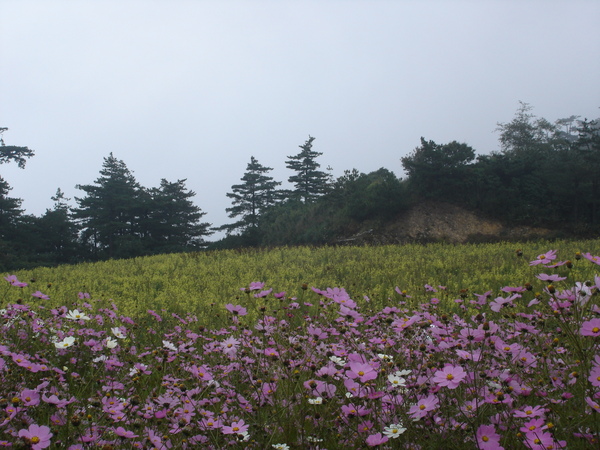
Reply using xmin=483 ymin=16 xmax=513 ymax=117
xmin=0 ymin=243 xmax=599 ymax=449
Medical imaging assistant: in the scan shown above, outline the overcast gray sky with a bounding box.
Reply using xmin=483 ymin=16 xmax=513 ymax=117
xmin=1 ymin=0 xmax=599 ymax=238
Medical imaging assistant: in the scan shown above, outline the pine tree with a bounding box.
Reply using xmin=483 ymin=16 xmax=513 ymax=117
xmin=74 ymin=153 xmax=145 ymax=259
xmin=0 ymin=128 xmax=33 ymax=269
xmin=285 ymin=136 xmax=329 ymax=203
xmin=219 ymin=156 xmax=281 ymax=234
xmin=0 ymin=127 xmax=35 ymax=168
xmin=147 ymin=179 xmax=212 ymax=252
xmin=37 ymin=189 xmax=80 ymax=264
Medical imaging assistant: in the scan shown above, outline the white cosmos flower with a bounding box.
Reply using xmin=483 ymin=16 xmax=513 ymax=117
xmin=329 ymin=356 xmax=346 ymax=366
xmin=383 ymin=423 xmax=407 ymax=438
xmin=65 ymin=309 xmax=91 ymax=321
xmin=162 ymin=340 xmax=177 ymax=351
xmin=54 ymin=336 xmax=76 ymax=349
xmin=105 ymin=337 xmax=118 ymax=349
xmin=272 ymin=445 xmax=290 ymax=450
xmin=387 ymin=374 xmax=407 ymax=388
xmin=112 ymin=327 xmax=126 ymax=339
xmin=308 ymin=397 xmax=323 ymax=405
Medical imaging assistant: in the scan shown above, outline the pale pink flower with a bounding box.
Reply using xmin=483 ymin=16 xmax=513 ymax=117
xmin=432 ymin=365 xmax=467 ymax=389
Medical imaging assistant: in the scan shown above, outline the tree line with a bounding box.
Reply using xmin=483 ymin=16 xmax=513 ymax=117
xmin=1 ymin=103 xmax=599 ymax=270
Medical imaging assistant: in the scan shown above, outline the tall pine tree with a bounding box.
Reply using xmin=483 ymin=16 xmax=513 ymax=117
xmin=285 ymin=136 xmax=329 ymax=203
xmin=74 ymin=153 xmax=145 ymax=259
xmin=219 ymin=156 xmax=281 ymax=234
xmin=147 ymin=179 xmax=212 ymax=252
xmin=0 ymin=128 xmax=33 ymax=269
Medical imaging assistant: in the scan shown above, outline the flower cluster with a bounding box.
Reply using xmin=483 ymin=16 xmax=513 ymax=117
xmin=0 ymin=250 xmax=598 ymax=448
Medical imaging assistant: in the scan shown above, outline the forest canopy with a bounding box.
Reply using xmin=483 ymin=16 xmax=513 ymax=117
xmin=1 ymin=104 xmax=599 ymax=269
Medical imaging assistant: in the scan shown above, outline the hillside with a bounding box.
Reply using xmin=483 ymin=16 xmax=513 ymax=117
xmin=335 ymin=201 xmax=554 ymax=245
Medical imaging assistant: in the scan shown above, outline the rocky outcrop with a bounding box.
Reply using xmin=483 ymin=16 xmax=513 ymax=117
xmin=336 ymin=201 xmax=552 ymax=245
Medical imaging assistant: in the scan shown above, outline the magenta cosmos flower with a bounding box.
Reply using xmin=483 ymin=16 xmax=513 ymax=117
xmin=18 ymin=424 xmax=53 ymax=449
xmin=580 ymin=318 xmax=600 ymax=337
xmin=432 ymin=365 xmax=467 ymax=389
xmin=476 ymin=424 xmax=503 ymax=450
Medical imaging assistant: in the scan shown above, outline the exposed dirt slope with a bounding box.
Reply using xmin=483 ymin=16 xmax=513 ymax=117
xmin=336 ymin=201 xmax=552 ymax=245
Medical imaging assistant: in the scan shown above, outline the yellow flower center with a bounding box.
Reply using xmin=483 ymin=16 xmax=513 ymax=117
xmin=31 ymin=437 xmax=40 ymax=444
xmin=419 ymin=404 xmax=426 ymax=410
xmin=446 ymin=374 xmax=454 ymax=380
xmin=358 ymin=371 xmax=364 ymax=376
xmin=482 ymin=436 xmax=489 ymax=442
xmin=592 ymin=327 xmax=600 ymax=333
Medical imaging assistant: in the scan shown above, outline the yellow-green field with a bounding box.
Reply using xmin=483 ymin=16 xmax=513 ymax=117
xmin=3 ymin=239 xmax=599 ymax=321
xmin=2 ymin=239 xmax=600 ymax=448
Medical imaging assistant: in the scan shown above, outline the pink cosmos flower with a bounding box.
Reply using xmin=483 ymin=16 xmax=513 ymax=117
xmin=580 ymin=318 xmax=600 ymax=337
xmin=254 ymin=288 xmax=273 ymax=298
xmin=114 ymin=427 xmax=138 ymax=438
xmin=347 ymin=361 xmax=378 ymax=383
xmin=199 ymin=416 xmax=223 ymax=430
xmin=341 ymin=403 xmax=372 ymax=417
xmin=529 ymin=250 xmax=557 ymax=266
xmin=42 ymin=394 xmax=75 ymax=408
xmin=489 ymin=296 xmax=515 ymax=312
xmin=585 ymin=396 xmax=600 ymax=413
xmin=241 ymin=281 xmax=264 ymax=291
xmin=220 ymin=337 xmax=240 ymax=355
xmin=264 ymin=347 xmax=280 ymax=358
xmin=476 ymin=424 xmax=503 ymax=449
xmin=432 ymin=365 xmax=467 ymax=389
xmin=225 ymin=304 xmax=247 ymax=316
xmin=588 ymin=366 xmax=600 ymax=387
xmin=4 ymin=275 xmax=28 ymax=287
xmin=524 ymin=431 xmax=566 ymax=449
xmin=536 ymin=273 xmax=567 ymax=282
xmin=582 ymin=252 xmax=600 ymax=265
xmin=222 ymin=419 xmax=249 ymax=435
xmin=20 ymin=389 xmax=40 ymax=406
xmin=520 ymin=418 xmax=547 ymax=435
xmin=514 ymin=405 xmax=545 ymax=418
xmin=31 ymin=291 xmax=50 ymax=300
xmin=18 ymin=424 xmax=53 ymax=449
xmin=365 ymin=432 xmax=389 ymax=447
xmin=408 ymin=394 xmax=439 ymax=419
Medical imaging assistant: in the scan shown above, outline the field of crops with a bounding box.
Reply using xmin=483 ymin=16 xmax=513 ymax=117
xmin=4 ymin=240 xmax=600 ymax=319
xmin=1 ymin=240 xmax=600 ymax=448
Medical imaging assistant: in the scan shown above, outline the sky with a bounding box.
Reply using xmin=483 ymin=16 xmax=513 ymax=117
xmin=1 ymin=0 xmax=599 ymax=239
